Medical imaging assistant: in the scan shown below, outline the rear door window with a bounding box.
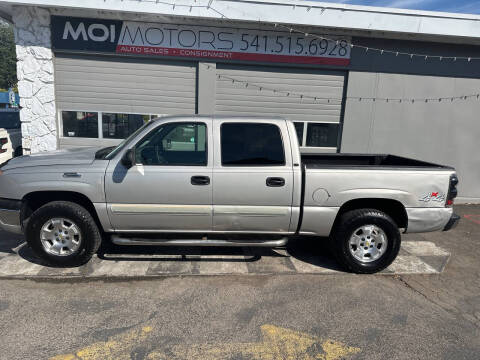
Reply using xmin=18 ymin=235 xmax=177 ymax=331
xmin=221 ymin=123 xmax=285 ymax=166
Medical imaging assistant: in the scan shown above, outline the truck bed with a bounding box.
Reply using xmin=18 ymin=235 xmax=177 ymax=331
xmin=301 ymin=153 xmax=453 ymax=170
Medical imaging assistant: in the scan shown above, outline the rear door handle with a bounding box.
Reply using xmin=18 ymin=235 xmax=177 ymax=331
xmin=266 ymin=177 xmax=285 ymax=187
xmin=191 ymin=176 xmax=210 ymax=186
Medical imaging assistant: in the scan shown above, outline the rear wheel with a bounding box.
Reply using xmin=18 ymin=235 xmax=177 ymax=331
xmin=331 ymin=209 xmax=401 ymax=274
xmin=25 ymin=201 xmax=101 ymax=266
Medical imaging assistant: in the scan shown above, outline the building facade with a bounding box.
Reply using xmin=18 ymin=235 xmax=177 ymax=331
xmin=0 ymin=0 xmax=479 ymax=202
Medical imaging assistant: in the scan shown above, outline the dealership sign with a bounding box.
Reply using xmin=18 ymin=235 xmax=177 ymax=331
xmin=51 ymin=16 xmax=351 ymax=66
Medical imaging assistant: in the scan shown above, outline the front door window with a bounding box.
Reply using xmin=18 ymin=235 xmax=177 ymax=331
xmin=135 ymin=122 xmax=207 ymax=166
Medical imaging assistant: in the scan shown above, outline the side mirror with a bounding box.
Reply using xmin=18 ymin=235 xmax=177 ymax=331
xmin=121 ymin=149 xmax=135 ymax=169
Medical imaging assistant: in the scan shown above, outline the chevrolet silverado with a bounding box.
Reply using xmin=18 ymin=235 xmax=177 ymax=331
xmin=0 ymin=116 xmax=460 ymax=273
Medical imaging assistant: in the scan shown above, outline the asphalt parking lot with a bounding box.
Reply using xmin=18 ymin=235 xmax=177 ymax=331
xmin=0 ymin=205 xmax=479 ymax=359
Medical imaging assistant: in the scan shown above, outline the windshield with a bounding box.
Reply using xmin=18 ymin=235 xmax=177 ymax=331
xmin=104 ymin=121 xmax=156 ymax=160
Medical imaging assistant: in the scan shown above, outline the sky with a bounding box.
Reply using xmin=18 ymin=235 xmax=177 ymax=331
xmin=316 ymin=0 xmax=480 ymax=14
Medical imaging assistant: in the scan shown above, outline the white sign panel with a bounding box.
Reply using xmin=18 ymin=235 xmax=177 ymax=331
xmin=53 ymin=17 xmax=351 ymax=66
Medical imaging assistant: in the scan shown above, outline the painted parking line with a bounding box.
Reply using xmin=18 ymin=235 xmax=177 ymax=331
xmin=401 ymin=241 xmax=450 ymax=256
xmin=464 ymin=214 xmax=480 ymax=225
xmin=50 ymin=324 xmax=361 ymax=360
xmin=197 ymin=255 xmax=250 ymax=274
xmin=0 ymin=254 xmax=45 ymax=276
xmin=94 ymin=259 xmax=152 ymax=277
xmin=0 ymin=241 xmax=451 ymax=279
xmin=385 ymin=256 xmax=438 ymax=274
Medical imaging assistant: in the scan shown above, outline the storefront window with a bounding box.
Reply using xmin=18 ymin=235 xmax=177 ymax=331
xmin=62 ymin=111 xmax=98 ymax=138
xmin=306 ymin=123 xmax=339 ymax=148
xmin=293 ymin=122 xmax=304 ymax=145
xmin=102 ymin=113 xmax=152 ymax=139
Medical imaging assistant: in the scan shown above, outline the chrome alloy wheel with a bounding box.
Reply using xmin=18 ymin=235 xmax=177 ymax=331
xmin=349 ymin=225 xmax=388 ymax=263
xmin=40 ymin=218 xmax=82 ymax=256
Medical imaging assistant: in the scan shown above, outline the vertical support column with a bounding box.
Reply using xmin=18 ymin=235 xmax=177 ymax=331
xmin=340 ymin=72 xmax=378 ymax=153
xmin=12 ymin=6 xmax=57 ymax=154
xmin=197 ymin=62 xmax=216 ymax=114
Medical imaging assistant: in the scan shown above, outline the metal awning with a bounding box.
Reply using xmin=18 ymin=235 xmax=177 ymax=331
xmin=0 ymin=0 xmax=479 ymax=43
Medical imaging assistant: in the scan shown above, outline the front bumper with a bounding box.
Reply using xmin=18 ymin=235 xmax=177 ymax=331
xmin=443 ymin=213 xmax=460 ymax=232
xmin=0 ymin=198 xmax=22 ymax=234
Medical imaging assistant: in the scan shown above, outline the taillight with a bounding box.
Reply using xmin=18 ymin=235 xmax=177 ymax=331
xmin=446 ymin=174 xmax=459 ymax=206
xmin=0 ymin=138 xmax=7 ymax=154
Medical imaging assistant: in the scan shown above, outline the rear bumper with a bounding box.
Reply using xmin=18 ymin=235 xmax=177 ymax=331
xmin=405 ymin=207 xmax=453 ymax=234
xmin=0 ymin=198 xmax=22 ymax=234
xmin=443 ymin=213 xmax=461 ymax=232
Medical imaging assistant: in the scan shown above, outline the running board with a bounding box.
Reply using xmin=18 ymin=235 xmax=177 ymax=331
xmin=111 ymin=235 xmax=288 ymax=247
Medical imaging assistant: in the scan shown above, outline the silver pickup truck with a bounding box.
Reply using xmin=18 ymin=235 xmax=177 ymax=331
xmin=0 ymin=116 xmax=460 ymax=273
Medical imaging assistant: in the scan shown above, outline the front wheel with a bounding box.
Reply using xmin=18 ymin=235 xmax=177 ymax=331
xmin=25 ymin=201 xmax=102 ymax=266
xmin=331 ymin=209 xmax=401 ymax=274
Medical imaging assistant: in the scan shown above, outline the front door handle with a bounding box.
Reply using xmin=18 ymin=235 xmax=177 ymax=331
xmin=266 ymin=177 xmax=285 ymax=187
xmin=191 ymin=176 xmax=210 ymax=186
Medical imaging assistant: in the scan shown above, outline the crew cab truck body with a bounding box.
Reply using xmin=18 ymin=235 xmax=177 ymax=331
xmin=0 ymin=116 xmax=460 ymax=273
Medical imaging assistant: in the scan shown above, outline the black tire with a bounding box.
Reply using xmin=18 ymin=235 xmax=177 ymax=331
xmin=330 ymin=209 xmax=401 ymax=274
xmin=25 ymin=201 xmax=102 ymax=266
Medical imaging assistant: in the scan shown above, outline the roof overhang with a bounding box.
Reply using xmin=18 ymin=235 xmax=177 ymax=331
xmin=0 ymin=0 xmax=479 ymax=43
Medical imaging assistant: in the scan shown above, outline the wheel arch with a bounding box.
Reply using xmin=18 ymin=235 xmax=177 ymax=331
xmin=331 ymin=198 xmax=408 ymax=235
xmin=21 ymin=191 xmax=104 ymax=232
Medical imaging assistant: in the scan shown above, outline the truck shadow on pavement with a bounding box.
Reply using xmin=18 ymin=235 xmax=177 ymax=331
xmin=95 ymin=236 xmax=343 ymax=272
xmin=0 ymin=232 xmax=24 ymax=255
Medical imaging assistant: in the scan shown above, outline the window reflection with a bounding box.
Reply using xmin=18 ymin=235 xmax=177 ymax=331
xmin=62 ymin=111 xmax=98 ymax=138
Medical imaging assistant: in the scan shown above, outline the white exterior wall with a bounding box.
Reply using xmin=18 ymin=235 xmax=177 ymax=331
xmin=341 ymin=72 xmax=480 ymax=203
xmin=12 ymin=6 xmax=56 ymax=154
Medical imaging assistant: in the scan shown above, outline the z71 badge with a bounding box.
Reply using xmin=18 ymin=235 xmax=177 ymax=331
xmin=419 ymin=192 xmax=446 ymax=203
